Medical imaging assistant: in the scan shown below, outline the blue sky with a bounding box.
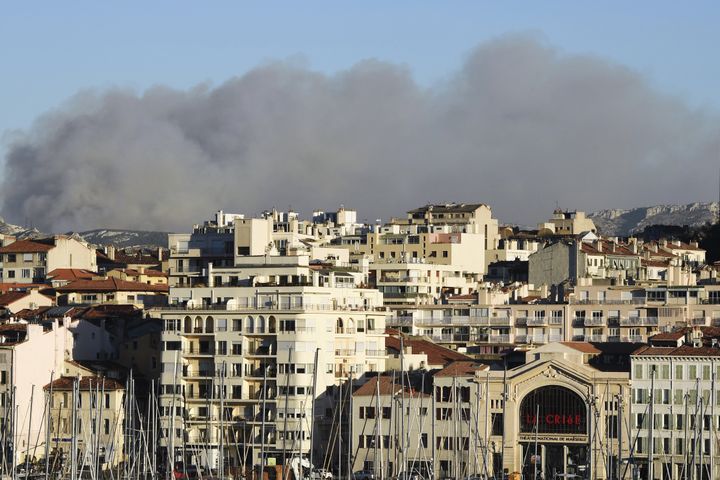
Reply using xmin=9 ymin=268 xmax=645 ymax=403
xmin=2 ymin=1 xmax=719 ymax=140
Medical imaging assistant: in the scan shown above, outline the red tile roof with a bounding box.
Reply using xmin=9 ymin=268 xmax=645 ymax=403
xmin=0 ymin=291 xmax=30 ymax=306
xmin=47 ymin=269 xmax=97 ymax=281
xmin=0 ymin=239 xmax=53 ymax=253
xmin=581 ymin=241 xmax=636 ymax=257
xmin=352 ymin=375 xmax=429 ymax=397
xmin=385 ymin=334 xmax=472 ymax=366
xmin=560 ymin=342 xmax=602 ymax=354
xmin=633 ymin=345 xmax=720 ymax=357
xmin=434 ymin=361 xmax=488 ymax=377
xmin=43 ymin=376 xmax=124 ymax=391
xmin=55 ymin=277 xmax=169 ymax=293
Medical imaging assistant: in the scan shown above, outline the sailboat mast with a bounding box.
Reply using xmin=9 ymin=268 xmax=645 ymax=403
xmin=309 ymin=348 xmax=320 ymax=474
xmin=711 ymin=366 xmax=716 ymax=480
xmin=220 ymin=361 xmax=226 ymax=480
xmin=648 ymin=368 xmax=655 ymax=480
xmin=282 ymin=348 xmax=292 ymax=480
xmin=259 ymin=363 xmax=268 ymax=480
xmin=24 ymin=385 xmax=34 ymax=475
xmin=71 ymin=378 xmax=78 ymax=480
xmin=400 ymin=337 xmax=405 ymax=477
xmin=347 ymin=371 xmax=352 ymax=480
xmin=483 ymin=371 xmax=489 ymax=479
xmin=44 ymin=371 xmax=54 ymax=479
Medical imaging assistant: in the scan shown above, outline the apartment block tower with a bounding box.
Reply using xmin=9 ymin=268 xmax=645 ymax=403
xmin=157 ymin=214 xmax=387 ymax=475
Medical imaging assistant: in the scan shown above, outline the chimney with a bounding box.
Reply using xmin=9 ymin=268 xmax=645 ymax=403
xmin=157 ymin=247 xmax=163 ymax=262
xmin=106 ymin=245 xmax=116 ymax=261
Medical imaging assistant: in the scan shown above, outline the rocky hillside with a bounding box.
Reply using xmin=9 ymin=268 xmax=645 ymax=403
xmin=0 ymin=217 xmax=169 ymax=248
xmin=589 ymin=202 xmax=719 ymax=236
xmin=76 ymin=229 xmax=171 ymax=248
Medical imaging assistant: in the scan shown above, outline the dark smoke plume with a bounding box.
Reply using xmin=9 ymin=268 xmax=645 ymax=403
xmin=3 ymin=35 xmax=719 ymax=232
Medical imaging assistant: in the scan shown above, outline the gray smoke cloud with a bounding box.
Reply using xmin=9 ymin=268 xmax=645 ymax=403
xmin=2 ymin=35 xmax=719 ymax=232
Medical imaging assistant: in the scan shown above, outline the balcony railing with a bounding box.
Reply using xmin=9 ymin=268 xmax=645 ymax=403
xmin=587 ymin=334 xmax=606 ymax=342
xmin=620 ymin=317 xmax=659 ymax=326
xmin=366 ymin=349 xmax=386 ymax=356
xmin=527 ymin=317 xmax=547 ymax=326
xmin=489 ymin=334 xmax=510 ymax=343
xmin=584 ymin=317 xmax=605 ymax=327
xmin=622 ymin=335 xmax=645 ymax=342
xmin=548 ymin=317 xmax=564 ymax=325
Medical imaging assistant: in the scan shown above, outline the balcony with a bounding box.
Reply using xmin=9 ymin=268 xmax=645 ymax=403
xmin=622 ymin=335 xmax=644 ymax=343
xmin=490 ymin=317 xmax=512 ymax=326
xmin=620 ymin=317 xmax=659 ymax=326
xmin=366 ymin=349 xmax=386 ymax=356
xmin=527 ymin=317 xmax=547 ymax=326
xmin=514 ymin=335 xmax=528 ymax=344
xmin=335 ymin=349 xmax=355 ymax=356
xmin=530 ymin=335 xmax=547 ymax=344
xmin=184 ymin=347 xmax=215 ymax=356
xmin=489 ymin=334 xmax=510 ymax=343
xmin=185 ymin=369 xmax=214 ymax=379
xmin=548 ymin=317 xmax=564 ymax=325
xmin=548 ymin=334 xmax=563 ymax=342
xmin=691 ymin=317 xmax=708 ymax=326
xmin=586 ymin=334 xmax=606 ymax=342
xmin=583 ymin=317 xmax=605 ymax=327
xmin=515 ymin=317 xmax=528 ymax=326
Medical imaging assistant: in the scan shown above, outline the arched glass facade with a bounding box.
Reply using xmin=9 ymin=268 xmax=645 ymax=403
xmin=519 ymin=386 xmax=587 ymax=434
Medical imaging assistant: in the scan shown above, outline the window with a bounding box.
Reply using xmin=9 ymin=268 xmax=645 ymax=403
xmin=6 ymin=271 xmax=14 ymax=279
xmin=217 ymin=319 xmax=227 ymax=332
xmin=7 ymin=254 xmax=16 ymax=262
xmin=21 ymin=269 xmax=31 ymax=278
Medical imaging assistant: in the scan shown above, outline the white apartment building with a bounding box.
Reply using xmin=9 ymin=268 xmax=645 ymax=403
xmin=0 ymin=320 xmax=71 ymax=466
xmin=157 ymin=215 xmax=388 ymax=475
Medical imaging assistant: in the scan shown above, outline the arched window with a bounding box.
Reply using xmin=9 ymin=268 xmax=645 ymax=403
xmin=184 ymin=316 xmax=192 ymax=333
xmin=257 ymin=316 xmax=266 ymax=333
xmin=194 ymin=316 xmax=203 ymax=333
xmin=205 ymin=316 xmax=214 ymax=333
xmin=336 ymin=318 xmax=344 ymax=334
xmin=268 ymin=316 xmax=277 ymax=334
xmin=246 ymin=316 xmax=255 ymax=334
xmin=519 ymin=386 xmax=587 ymax=434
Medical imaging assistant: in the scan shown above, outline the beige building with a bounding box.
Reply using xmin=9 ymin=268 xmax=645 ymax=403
xmin=44 ymin=375 xmax=126 ymax=471
xmin=0 ymin=289 xmax=53 ymax=313
xmin=0 ymin=237 xmax=97 ymax=284
xmin=538 ymin=209 xmax=597 ymax=236
xmin=55 ymin=277 xmax=169 ymax=308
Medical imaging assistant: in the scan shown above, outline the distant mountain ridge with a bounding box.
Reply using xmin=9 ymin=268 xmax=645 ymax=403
xmin=589 ymin=202 xmax=719 ymax=236
xmin=0 ymin=217 xmax=170 ymax=248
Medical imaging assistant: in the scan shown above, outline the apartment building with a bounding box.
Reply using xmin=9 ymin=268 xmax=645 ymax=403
xmin=0 ymin=320 xmax=71 ymax=465
xmin=0 ymin=236 xmax=97 ymax=284
xmin=55 ymin=277 xmax=169 ymax=309
xmin=44 ymin=375 xmax=126 ymax=471
xmin=156 ymin=215 xmax=388 ymax=474
xmin=372 ymin=260 xmax=478 ymax=306
xmin=387 ymin=283 xmax=720 ymax=350
xmin=631 ymin=328 xmax=720 ymax=479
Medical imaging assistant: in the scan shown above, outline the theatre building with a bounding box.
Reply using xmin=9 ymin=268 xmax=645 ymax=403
xmin=350 ymin=342 xmax=634 ymax=479
xmin=492 ymin=342 xmax=633 ymax=479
